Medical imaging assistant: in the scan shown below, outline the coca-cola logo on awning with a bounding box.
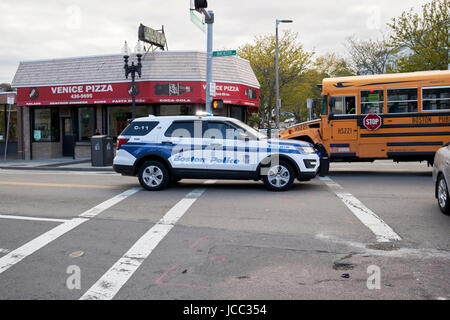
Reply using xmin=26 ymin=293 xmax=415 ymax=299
xmin=127 ymin=83 xmax=140 ymax=96
xmin=29 ymin=87 xmax=39 ymax=100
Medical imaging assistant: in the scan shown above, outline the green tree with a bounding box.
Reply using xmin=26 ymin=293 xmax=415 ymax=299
xmin=280 ymin=53 xmax=354 ymax=123
xmin=314 ymin=53 xmax=354 ymax=78
xmin=238 ymin=30 xmax=313 ymax=128
xmin=345 ymin=36 xmax=396 ymax=75
xmin=388 ymin=0 xmax=449 ymax=72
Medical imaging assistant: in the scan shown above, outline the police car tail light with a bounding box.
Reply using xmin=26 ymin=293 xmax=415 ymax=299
xmin=117 ymin=138 xmax=129 ymax=150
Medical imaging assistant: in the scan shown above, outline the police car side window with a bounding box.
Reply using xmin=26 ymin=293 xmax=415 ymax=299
xmin=121 ymin=121 xmax=159 ymax=136
xmin=204 ymin=122 xmax=230 ymax=140
xmin=165 ymin=121 xmax=202 ymax=138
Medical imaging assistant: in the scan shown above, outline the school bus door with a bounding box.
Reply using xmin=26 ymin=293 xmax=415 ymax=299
xmin=330 ymin=120 xmax=358 ymax=140
xmin=328 ymin=96 xmax=358 ymax=141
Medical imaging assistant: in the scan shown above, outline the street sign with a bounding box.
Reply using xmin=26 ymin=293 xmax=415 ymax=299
xmin=190 ymin=10 xmax=206 ymax=33
xmin=213 ymin=50 xmax=236 ymax=57
xmin=138 ymin=24 xmax=166 ymax=49
xmin=209 ymin=82 xmax=216 ymax=96
xmin=307 ymin=98 xmax=313 ymax=109
xmin=7 ymin=94 xmax=15 ymax=105
xmin=363 ymin=113 xmax=382 ymax=130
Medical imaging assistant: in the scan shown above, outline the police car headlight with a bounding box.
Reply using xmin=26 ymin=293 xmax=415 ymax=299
xmin=296 ymin=146 xmax=316 ymax=154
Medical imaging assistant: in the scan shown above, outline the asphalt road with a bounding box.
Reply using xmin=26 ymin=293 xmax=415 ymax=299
xmin=0 ymin=161 xmax=448 ymax=300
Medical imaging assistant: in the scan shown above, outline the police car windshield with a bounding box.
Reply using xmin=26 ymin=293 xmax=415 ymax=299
xmin=228 ymin=119 xmax=268 ymax=140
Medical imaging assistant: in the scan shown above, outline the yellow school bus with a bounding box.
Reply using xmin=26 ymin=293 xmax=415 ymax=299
xmin=280 ymin=70 xmax=450 ymax=165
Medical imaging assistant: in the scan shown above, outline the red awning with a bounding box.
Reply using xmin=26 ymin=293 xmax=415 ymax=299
xmin=16 ymin=80 xmax=259 ymax=107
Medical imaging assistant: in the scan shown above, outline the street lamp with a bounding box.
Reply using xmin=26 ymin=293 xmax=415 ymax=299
xmin=122 ymin=40 xmax=143 ymax=120
xmin=275 ymin=19 xmax=293 ymax=131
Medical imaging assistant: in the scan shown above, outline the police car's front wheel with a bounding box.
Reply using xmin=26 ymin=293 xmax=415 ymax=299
xmin=262 ymin=161 xmax=295 ymax=191
xmin=138 ymin=160 xmax=170 ymax=191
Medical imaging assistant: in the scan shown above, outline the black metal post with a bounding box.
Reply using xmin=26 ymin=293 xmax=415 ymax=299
xmin=123 ymin=53 xmax=142 ymax=121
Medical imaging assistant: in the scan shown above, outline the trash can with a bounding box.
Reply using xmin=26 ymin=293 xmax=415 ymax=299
xmin=91 ymin=135 xmax=114 ymax=166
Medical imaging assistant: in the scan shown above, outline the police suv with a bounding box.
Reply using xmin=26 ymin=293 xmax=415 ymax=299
xmin=113 ymin=115 xmax=326 ymax=191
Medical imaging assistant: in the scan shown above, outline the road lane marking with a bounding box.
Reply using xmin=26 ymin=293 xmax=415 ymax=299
xmin=0 ymin=187 xmax=141 ymax=275
xmin=0 ymin=214 xmax=69 ymax=223
xmin=0 ymin=181 xmax=124 ymax=190
xmin=0 ymin=169 xmax=118 ymax=175
xmin=319 ymin=176 xmax=401 ymax=243
xmin=80 ymin=185 xmax=211 ymax=300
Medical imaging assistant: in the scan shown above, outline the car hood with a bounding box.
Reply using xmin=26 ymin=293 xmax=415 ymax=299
xmin=267 ymin=139 xmax=314 ymax=148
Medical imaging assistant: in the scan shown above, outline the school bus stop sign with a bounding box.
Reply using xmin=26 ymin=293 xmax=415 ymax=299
xmin=363 ymin=114 xmax=382 ymax=130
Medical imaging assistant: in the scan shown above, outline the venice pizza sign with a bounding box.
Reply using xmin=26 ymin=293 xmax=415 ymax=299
xmin=363 ymin=113 xmax=382 ymax=130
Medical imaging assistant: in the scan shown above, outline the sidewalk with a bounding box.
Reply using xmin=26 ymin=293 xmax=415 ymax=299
xmin=0 ymin=157 xmax=114 ymax=172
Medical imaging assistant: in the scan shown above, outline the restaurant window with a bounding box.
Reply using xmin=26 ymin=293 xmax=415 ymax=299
xmin=230 ymin=106 xmax=245 ymax=121
xmin=77 ymin=107 xmax=95 ymax=141
xmin=387 ymin=88 xmax=418 ymax=113
xmin=361 ymin=89 xmax=384 ymax=114
xmin=422 ymin=86 xmax=450 ymax=111
xmin=107 ymin=105 xmax=153 ymax=138
xmin=0 ymin=105 xmax=17 ymax=142
xmin=32 ymin=108 xmax=59 ymax=142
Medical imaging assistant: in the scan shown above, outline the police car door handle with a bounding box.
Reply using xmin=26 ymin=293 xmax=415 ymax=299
xmin=162 ymin=141 xmax=173 ymax=145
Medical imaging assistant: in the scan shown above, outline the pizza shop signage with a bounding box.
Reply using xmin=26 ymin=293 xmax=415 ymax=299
xmin=16 ymin=81 xmax=259 ymax=107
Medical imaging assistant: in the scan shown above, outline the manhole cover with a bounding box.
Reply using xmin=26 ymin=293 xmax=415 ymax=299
xmin=69 ymin=251 xmax=85 ymax=258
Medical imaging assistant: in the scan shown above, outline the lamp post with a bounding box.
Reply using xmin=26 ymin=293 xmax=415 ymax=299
xmin=122 ymin=41 xmax=143 ymax=120
xmin=275 ymin=19 xmax=293 ymax=131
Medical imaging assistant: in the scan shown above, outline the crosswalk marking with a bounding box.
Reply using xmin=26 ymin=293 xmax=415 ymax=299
xmin=79 ymin=183 xmax=214 ymax=300
xmin=319 ymin=176 xmax=401 ymax=243
xmin=0 ymin=188 xmax=141 ymax=275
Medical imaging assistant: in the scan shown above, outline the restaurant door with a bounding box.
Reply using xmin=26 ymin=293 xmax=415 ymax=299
xmin=62 ymin=117 xmax=74 ymax=157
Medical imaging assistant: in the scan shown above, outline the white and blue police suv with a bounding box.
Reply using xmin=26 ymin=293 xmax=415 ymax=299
xmin=113 ymin=115 xmax=327 ymax=191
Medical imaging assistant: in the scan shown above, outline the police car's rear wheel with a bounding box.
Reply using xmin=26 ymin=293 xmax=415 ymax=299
xmin=262 ymin=161 xmax=295 ymax=191
xmin=138 ymin=160 xmax=170 ymax=191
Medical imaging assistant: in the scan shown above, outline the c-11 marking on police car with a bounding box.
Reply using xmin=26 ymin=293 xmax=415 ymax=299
xmin=113 ymin=115 xmax=329 ymax=191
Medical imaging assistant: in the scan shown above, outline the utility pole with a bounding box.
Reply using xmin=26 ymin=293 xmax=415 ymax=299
xmin=192 ymin=1 xmax=214 ymax=114
xmin=204 ymin=10 xmax=214 ymax=114
xmin=275 ymin=19 xmax=293 ymax=132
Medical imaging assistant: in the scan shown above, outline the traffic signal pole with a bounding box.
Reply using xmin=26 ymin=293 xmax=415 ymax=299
xmin=203 ymin=9 xmax=214 ymax=114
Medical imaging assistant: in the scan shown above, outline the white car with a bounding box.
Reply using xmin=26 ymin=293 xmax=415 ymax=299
xmin=433 ymin=143 xmax=450 ymax=215
xmin=113 ymin=115 xmax=325 ymax=191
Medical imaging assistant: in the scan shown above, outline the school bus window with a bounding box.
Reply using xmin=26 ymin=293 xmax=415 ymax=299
xmin=345 ymin=96 xmax=356 ymax=114
xmin=330 ymin=96 xmax=356 ymax=115
xmin=361 ymin=89 xmax=384 ymax=114
xmin=422 ymin=86 xmax=450 ymax=111
xmin=387 ymin=88 xmax=418 ymax=113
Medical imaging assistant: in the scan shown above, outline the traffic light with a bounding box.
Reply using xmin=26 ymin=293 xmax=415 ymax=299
xmin=194 ymin=0 xmax=208 ymax=11
xmin=212 ymin=99 xmax=223 ymax=110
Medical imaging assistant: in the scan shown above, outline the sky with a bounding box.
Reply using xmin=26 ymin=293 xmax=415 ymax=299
xmin=0 ymin=0 xmax=430 ymax=84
